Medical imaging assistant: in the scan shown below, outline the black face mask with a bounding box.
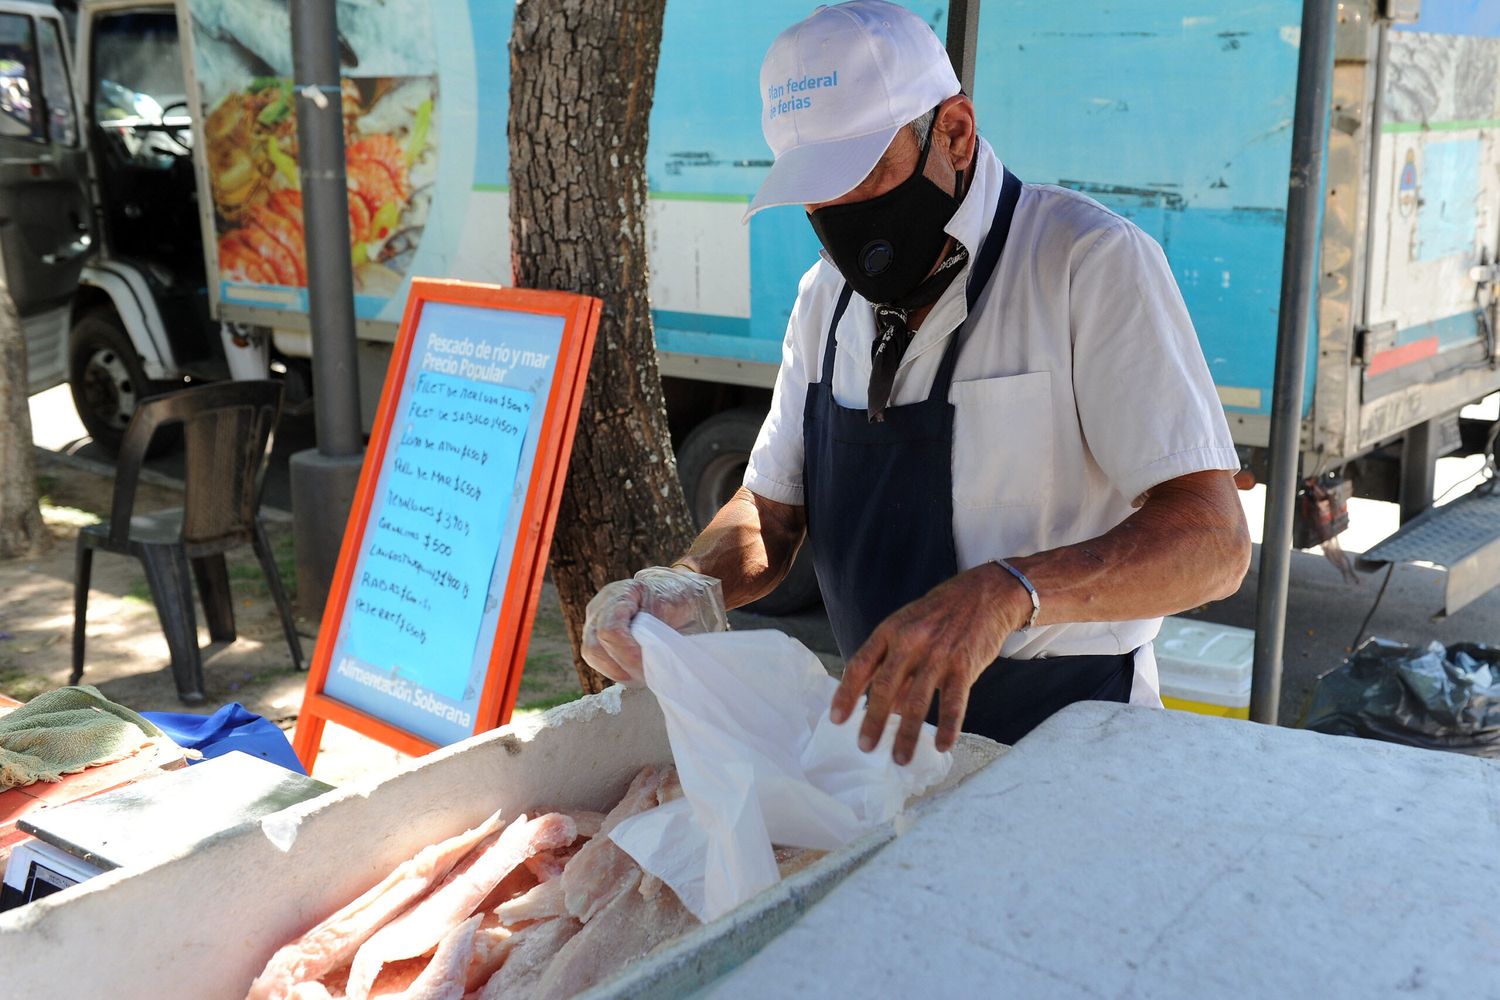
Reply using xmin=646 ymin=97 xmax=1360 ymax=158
xmin=807 ymin=115 xmax=965 ymax=308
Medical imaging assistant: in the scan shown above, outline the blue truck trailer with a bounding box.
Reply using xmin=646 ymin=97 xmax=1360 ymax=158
xmin=11 ymin=0 xmax=1500 ymax=612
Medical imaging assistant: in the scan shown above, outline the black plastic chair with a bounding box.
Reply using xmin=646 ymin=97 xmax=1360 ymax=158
xmin=71 ymin=380 xmax=303 ymax=704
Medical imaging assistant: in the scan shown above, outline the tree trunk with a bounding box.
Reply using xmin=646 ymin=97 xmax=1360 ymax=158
xmin=0 ymin=266 xmax=45 ymax=559
xmin=509 ymin=0 xmax=695 ymax=694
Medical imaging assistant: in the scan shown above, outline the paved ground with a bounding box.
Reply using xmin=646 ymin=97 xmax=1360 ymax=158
xmin=17 ymin=385 xmax=1500 ymax=780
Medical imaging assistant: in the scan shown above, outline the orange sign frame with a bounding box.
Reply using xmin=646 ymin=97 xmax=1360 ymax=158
xmin=293 ymin=279 xmax=600 ymax=772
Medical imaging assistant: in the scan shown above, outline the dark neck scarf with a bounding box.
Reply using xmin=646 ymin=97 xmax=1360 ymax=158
xmin=866 ymin=241 xmax=969 ymax=422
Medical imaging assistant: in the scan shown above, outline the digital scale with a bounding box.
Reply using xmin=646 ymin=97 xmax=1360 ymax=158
xmin=1 ymin=751 xmax=332 ymax=911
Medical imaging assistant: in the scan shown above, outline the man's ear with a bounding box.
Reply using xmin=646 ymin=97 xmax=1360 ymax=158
xmin=935 ymin=94 xmax=977 ymax=172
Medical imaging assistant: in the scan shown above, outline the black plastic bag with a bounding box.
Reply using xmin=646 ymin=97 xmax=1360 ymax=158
xmin=1301 ymin=639 xmax=1500 ymax=756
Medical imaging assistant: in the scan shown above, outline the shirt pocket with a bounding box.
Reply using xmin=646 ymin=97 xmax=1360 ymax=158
xmin=950 ymin=371 xmax=1054 ymax=510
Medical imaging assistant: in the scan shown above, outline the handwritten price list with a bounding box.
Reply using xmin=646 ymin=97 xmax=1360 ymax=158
xmin=343 ymin=371 xmax=534 ymax=701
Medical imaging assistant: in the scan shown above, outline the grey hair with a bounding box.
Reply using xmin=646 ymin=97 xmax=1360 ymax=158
xmin=907 ymin=108 xmax=936 ymax=143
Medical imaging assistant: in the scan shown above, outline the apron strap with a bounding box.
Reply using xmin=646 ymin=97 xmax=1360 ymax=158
xmin=928 ymin=167 xmax=1024 ymax=401
xmin=821 ymin=284 xmax=855 ymax=385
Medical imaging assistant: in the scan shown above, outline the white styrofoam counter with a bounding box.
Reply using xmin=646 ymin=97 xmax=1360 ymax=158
xmin=703 ymin=703 xmax=1500 ymax=999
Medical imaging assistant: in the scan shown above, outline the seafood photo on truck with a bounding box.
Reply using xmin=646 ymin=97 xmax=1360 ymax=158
xmin=206 ymin=74 xmax=436 ymax=297
xmin=184 ymin=0 xmax=438 ymax=303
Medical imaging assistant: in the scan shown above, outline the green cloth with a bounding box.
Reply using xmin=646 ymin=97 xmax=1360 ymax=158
xmin=0 ymin=686 xmax=167 ymax=788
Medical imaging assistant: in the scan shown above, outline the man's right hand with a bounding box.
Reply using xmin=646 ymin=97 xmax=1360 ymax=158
xmin=581 ymin=566 xmax=728 ymax=684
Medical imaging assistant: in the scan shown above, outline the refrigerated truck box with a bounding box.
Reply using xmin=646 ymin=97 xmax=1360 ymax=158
xmin=0 ymin=686 xmax=1002 ymax=999
xmin=1155 ymin=617 xmax=1256 ymax=720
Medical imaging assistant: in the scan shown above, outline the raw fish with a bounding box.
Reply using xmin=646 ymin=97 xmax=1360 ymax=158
xmin=560 ymin=767 xmax=669 ymax=922
xmin=463 ymin=917 xmax=517 ymax=994
xmin=287 ymin=985 xmax=334 ymax=1000
xmin=399 ymin=913 xmax=482 ymax=1000
xmin=472 ymin=919 xmax=582 ymax=1000
xmin=531 ymin=874 xmax=698 ymax=1000
xmin=247 ymin=810 xmax=508 ymax=1000
xmin=346 ymin=813 xmax=576 ymax=1000
xmin=495 ymin=878 xmax=568 ymax=926
xmin=368 ymin=956 xmax=429 ymax=997
xmin=524 ymin=846 xmax=578 ymax=883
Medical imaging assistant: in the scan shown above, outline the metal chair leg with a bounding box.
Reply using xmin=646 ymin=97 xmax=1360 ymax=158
xmin=253 ymin=520 xmax=303 ymax=670
xmin=71 ymin=540 xmax=93 ymax=686
xmin=191 ymin=553 xmax=237 ymax=643
xmin=140 ymin=545 xmax=206 ymax=704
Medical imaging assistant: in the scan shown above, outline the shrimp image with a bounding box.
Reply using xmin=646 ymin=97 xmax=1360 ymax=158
xmin=217 ymin=234 xmax=276 ymax=284
xmin=346 ymin=135 xmax=410 ymax=200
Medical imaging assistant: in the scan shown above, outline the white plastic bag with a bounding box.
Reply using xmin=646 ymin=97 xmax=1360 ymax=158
xmin=609 ymin=614 xmax=951 ymax=921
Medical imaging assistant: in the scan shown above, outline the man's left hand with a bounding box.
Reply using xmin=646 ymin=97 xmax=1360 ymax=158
xmin=830 ymin=563 xmax=1032 ymax=765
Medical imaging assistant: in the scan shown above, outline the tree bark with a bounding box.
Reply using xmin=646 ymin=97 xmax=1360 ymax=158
xmin=0 ymin=264 xmax=45 ymax=559
xmin=509 ymin=0 xmax=695 ymax=693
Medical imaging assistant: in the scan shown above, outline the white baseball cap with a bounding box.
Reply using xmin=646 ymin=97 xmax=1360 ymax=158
xmin=744 ymin=1 xmax=961 ymax=222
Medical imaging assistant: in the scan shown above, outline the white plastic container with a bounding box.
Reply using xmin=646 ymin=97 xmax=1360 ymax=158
xmin=1153 ymin=616 xmax=1255 ymax=719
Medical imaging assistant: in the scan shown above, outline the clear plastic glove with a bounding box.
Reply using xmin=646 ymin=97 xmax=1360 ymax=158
xmin=581 ymin=566 xmax=728 ymax=684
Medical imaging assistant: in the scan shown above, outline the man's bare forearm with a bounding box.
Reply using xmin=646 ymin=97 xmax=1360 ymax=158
xmin=672 ymin=487 xmax=807 ymax=609
xmin=997 ymin=469 xmax=1251 ymax=627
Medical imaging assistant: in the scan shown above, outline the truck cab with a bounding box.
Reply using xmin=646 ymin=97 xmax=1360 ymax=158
xmin=2 ymin=0 xmax=91 ymax=401
xmin=15 ymin=0 xmax=233 ymax=450
xmin=67 ymin=1 xmax=225 ymax=450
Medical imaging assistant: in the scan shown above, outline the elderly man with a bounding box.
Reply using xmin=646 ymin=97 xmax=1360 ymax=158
xmin=583 ymin=0 xmax=1251 ymax=763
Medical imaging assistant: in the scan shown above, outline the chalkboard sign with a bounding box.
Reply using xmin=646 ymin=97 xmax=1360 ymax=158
xmin=293 ymin=280 xmax=600 ymax=770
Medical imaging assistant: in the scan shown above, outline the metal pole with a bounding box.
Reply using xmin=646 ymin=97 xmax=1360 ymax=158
xmin=291 ymin=0 xmax=361 ymax=458
xmin=1250 ymin=0 xmax=1339 ymax=725
xmin=945 ymin=0 xmax=980 ymax=95
xmin=289 ymin=0 xmax=365 ymax=619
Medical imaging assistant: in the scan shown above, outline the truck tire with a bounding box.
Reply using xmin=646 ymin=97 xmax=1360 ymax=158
xmin=68 ymin=310 xmax=175 ymax=456
xmin=676 ymin=407 xmax=822 ymax=616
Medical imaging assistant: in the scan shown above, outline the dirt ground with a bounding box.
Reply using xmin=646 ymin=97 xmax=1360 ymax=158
xmin=0 ymin=451 xmax=585 ymax=785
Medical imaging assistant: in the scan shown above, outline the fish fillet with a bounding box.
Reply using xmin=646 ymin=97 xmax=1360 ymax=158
xmin=346 ymin=813 xmax=576 ymax=1000
xmin=367 ymin=959 xmax=432 ymax=995
xmin=472 ymin=919 xmax=582 ymax=1000
xmin=288 ymin=985 xmax=334 ymax=1000
xmin=570 ymin=811 xmax=606 ymax=840
xmin=399 ymin=913 xmax=482 ymax=1000
xmin=524 ymin=850 xmax=570 ymax=883
xmin=475 ymin=858 xmax=538 ymax=914
xmin=247 ymin=809 xmax=508 ymax=1000
xmin=463 ymin=917 xmax=516 ymax=994
xmin=369 ymin=957 xmax=430 ymax=998
xmin=560 ymin=767 xmax=669 ymax=923
xmin=531 ymin=875 xmax=699 ymax=1000
xmin=495 ymin=877 xmax=568 ymax=927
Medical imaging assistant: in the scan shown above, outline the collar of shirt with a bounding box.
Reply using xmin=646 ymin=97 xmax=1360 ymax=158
xmin=818 ymin=138 xmax=1005 ymax=383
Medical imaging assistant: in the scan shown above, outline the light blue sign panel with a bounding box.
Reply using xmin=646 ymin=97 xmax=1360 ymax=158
xmin=1418 ymin=139 xmax=1480 ymax=262
xmin=324 ymin=302 xmax=565 ymax=746
xmin=342 ymin=372 xmax=531 ymax=701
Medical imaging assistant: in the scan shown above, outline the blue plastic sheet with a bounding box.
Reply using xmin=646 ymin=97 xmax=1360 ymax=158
xmin=142 ymin=703 xmax=305 ymax=774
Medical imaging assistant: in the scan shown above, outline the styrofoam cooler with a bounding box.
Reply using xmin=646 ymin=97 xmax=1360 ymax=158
xmin=1154 ymin=617 xmax=1254 ymax=719
xmin=0 ymin=686 xmax=1002 ymax=999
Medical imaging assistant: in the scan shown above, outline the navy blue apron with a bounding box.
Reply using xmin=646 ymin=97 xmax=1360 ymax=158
xmin=802 ymin=168 xmax=1135 ymax=747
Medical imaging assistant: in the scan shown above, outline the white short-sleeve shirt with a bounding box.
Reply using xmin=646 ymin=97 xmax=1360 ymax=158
xmin=744 ymin=137 xmax=1239 ymax=697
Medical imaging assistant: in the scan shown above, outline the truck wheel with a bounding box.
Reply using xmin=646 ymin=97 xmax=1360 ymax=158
xmin=68 ymin=310 xmax=174 ymax=456
xmin=676 ymin=408 xmax=822 ymax=616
